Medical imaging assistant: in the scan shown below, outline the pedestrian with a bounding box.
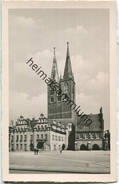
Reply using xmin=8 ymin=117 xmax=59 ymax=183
xmin=36 ymin=149 xmax=39 ymax=155
xmin=60 ymin=147 xmax=62 ymax=154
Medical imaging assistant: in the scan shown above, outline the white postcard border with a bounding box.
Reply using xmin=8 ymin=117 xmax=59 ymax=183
xmin=2 ymin=0 xmax=117 ymax=182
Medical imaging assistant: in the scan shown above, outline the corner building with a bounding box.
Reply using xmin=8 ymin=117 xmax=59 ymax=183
xmin=9 ymin=115 xmax=72 ymax=152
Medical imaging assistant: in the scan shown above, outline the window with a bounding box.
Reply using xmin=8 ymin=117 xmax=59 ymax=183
xmin=24 ymin=135 xmax=27 ymax=142
xmin=87 ymin=133 xmax=90 ymax=139
xmin=92 ymin=133 xmax=96 ymax=139
xmin=16 ymin=144 xmax=19 ymax=150
xmin=62 ymin=93 xmax=68 ymax=102
xmin=54 ymin=144 xmax=56 ymax=150
xmin=11 ymin=135 xmax=14 ymax=142
xmin=80 ymin=133 xmax=83 ymax=139
xmin=20 ymin=135 xmax=23 ymax=142
xmin=52 ymin=135 xmax=54 ymax=140
xmin=45 ymin=134 xmax=47 ymax=140
xmin=11 ymin=144 xmax=14 ymax=151
xmin=76 ymin=134 xmax=79 ymax=139
xmin=41 ymin=125 xmax=44 ymax=130
xmin=59 ymin=136 xmax=60 ymax=141
xmin=50 ymin=89 xmax=54 ymax=95
xmin=20 ymin=144 xmax=22 ymax=150
xmin=85 ymin=133 xmax=89 ymax=139
xmin=55 ymin=135 xmax=57 ymax=141
xmin=50 ymin=97 xmax=54 ymax=103
xmin=37 ymin=134 xmax=39 ymax=139
xmin=30 ymin=135 xmax=33 ymax=141
xmin=16 ymin=135 xmax=19 ymax=142
xmin=96 ymin=133 xmax=99 ymax=139
xmin=41 ymin=134 xmax=43 ymax=139
xmin=99 ymin=132 xmax=103 ymax=138
xmin=57 ymin=95 xmax=61 ymax=102
xmin=24 ymin=144 xmax=27 ymax=151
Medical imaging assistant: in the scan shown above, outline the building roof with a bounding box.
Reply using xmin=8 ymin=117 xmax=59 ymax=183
xmin=51 ymin=47 xmax=59 ymax=82
xmin=63 ymin=42 xmax=74 ymax=80
xmin=77 ymin=113 xmax=104 ymax=132
xmin=9 ymin=114 xmax=69 ymax=134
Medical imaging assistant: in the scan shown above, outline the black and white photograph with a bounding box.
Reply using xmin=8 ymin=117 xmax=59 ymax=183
xmin=2 ymin=0 xmax=117 ymax=182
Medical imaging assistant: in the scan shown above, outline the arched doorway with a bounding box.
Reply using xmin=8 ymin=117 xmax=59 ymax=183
xmin=80 ymin=144 xmax=87 ymax=150
xmin=37 ymin=141 xmax=44 ymax=149
xmin=92 ymin=144 xmax=100 ymax=150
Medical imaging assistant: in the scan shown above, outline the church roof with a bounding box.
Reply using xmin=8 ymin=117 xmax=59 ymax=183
xmin=77 ymin=113 xmax=104 ymax=132
xmin=51 ymin=47 xmax=59 ymax=82
xmin=63 ymin=42 xmax=74 ymax=80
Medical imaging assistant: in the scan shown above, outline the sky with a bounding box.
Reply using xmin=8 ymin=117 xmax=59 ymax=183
xmin=9 ymin=8 xmax=109 ymax=130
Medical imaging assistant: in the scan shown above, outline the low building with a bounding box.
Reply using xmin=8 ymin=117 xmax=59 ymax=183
xmin=75 ymin=108 xmax=104 ymax=150
xmin=9 ymin=114 xmax=72 ymax=152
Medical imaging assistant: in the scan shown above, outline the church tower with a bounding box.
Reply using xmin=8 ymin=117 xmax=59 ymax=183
xmin=60 ymin=42 xmax=75 ymax=119
xmin=48 ymin=43 xmax=75 ymax=120
xmin=48 ymin=47 xmax=60 ymax=119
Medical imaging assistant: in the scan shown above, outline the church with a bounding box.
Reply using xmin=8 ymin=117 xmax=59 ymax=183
xmin=47 ymin=42 xmax=105 ymax=150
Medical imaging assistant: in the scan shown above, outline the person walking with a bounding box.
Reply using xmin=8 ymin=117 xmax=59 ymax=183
xmin=60 ymin=147 xmax=62 ymax=154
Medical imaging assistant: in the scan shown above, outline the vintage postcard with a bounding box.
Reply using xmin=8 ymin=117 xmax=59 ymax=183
xmin=2 ymin=0 xmax=117 ymax=182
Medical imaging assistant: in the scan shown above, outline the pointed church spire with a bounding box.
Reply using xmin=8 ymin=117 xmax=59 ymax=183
xmin=51 ymin=47 xmax=59 ymax=82
xmin=54 ymin=47 xmax=56 ymax=57
xmin=67 ymin=41 xmax=70 ymax=57
xmin=63 ymin=42 xmax=74 ymax=80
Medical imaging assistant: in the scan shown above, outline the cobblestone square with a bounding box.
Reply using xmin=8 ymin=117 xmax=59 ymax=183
xmin=9 ymin=150 xmax=110 ymax=174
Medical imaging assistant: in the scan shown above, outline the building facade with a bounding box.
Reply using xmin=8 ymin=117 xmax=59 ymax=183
xmin=75 ymin=108 xmax=104 ymax=150
xmin=9 ymin=114 xmax=72 ymax=152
